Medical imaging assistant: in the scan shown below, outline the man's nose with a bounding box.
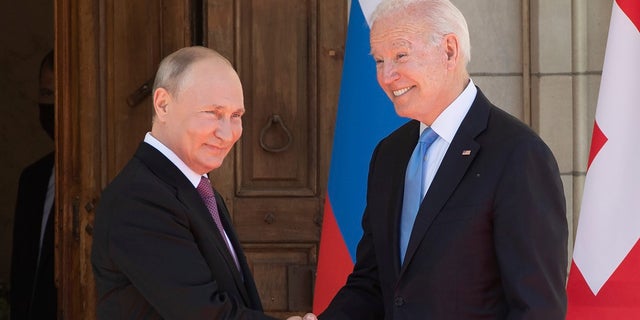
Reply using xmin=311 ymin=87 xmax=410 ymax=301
xmin=379 ymin=63 xmax=399 ymax=84
xmin=214 ymin=120 xmax=234 ymax=142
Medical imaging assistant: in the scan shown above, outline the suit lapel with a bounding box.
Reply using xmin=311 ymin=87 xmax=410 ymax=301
xmin=401 ymin=89 xmax=491 ymax=271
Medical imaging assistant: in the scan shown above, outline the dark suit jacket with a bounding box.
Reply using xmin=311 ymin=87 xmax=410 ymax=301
xmin=320 ymin=89 xmax=568 ymax=319
xmin=91 ymin=143 xmax=276 ymax=319
xmin=10 ymin=151 xmax=57 ymax=320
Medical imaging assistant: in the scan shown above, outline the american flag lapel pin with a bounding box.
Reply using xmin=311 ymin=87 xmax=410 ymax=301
xmin=462 ymin=150 xmax=471 ymax=156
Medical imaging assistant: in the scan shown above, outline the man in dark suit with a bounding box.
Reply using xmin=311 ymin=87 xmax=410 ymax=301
xmin=10 ymin=50 xmax=57 ymax=320
xmin=314 ymin=0 xmax=568 ymax=319
xmin=91 ymin=46 xmax=278 ymax=319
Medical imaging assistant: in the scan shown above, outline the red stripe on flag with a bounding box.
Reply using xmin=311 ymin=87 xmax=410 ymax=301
xmin=617 ymin=0 xmax=640 ymax=32
xmin=313 ymin=197 xmax=354 ymax=314
xmin=567 ymin=239 xmax=640 ymax=319
xmin=587 ymin=121 xmax=607 ymax=170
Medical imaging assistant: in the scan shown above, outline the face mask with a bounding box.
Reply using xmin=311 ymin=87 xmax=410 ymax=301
xmin=39 ymin=103 xmax=55 ymax=140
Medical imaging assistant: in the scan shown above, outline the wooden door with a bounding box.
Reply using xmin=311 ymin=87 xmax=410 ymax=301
xmin=205 ymin=0 xmax=346 ymax=317
xmin=55 ymin=0 xmax=194 ymax=318
xmin=55 ymin=0 xmax=346 ymax=318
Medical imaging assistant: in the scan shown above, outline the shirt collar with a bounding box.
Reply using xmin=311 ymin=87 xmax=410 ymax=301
xmin=144 ymin=132 xmax=205 ymax=188
xmin=420 ymin=79 xmax=477 ymax=143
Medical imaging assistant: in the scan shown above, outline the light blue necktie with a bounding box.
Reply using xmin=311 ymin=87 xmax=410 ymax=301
xmin=400 ymin=127 xmax=439 ymax=263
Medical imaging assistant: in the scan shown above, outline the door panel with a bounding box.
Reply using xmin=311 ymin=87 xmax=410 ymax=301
xmin=105 ymin=0 xmax=161 ymax=177
xmin=205 ymin=0 xmax=346 ymax=316
xmin=234 ymin=198 xmax=320 ymax=242
xmin=237 ymin=0 xmax=317 ymax=197
xmin=245 ymin=243 xmax=316 ymax=317
xmin=105 ymin=0 xmax=191 ymax=178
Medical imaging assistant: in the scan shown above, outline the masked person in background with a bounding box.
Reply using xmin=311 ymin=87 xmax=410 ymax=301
xmin=10 ymin=49 xmax=58 ymax=320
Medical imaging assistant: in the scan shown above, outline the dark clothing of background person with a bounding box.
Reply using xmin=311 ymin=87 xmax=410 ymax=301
xmin=10 ymin=152 xmax=57 ymax=320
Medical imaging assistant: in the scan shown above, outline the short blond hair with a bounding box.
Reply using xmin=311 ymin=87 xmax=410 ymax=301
xmin=152 ymin=46 xmax=232 ymax=98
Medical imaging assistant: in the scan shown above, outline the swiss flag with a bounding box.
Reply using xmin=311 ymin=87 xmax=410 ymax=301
xmin=566 ymin=0 xmax=640 ymax=318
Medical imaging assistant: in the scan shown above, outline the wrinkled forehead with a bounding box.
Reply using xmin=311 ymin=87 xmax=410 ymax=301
xmin=370 ymin=17 xmax=428 ymax=53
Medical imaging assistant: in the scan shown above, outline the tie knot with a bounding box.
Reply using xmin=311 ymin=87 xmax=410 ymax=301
xmin=419 ymin=127 xmax=439 ymax=148
xmin=197 ymin=176 xmax=215 ymax=199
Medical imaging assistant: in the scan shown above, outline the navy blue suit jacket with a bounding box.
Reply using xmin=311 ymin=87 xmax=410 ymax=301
xmin=320 ymin=89 xmax=568 ymax=319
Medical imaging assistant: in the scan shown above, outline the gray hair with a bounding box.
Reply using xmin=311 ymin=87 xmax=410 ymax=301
xmin=152 ymin=46 xmax=231 ymax=97
xmin=370 ymin=0 xmax=471 ymax=64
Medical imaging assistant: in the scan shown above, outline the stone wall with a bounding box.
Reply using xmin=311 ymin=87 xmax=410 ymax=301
xmin=452 ymin=0 xmax=612 ymax=263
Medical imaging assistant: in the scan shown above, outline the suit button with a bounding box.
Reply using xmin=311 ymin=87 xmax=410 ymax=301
xmin=394 ymin=296 xmax=405 ymax=306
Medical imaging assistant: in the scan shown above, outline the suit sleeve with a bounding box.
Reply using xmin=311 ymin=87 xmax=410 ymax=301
xmin=319 ymin=144 xmax=385 ymax=320
xmin=493 ymin=137 xmax=568 ymax=319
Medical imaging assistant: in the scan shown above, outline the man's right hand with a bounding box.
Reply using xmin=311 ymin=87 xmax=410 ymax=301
xmin=286 ymin=313 xmax=317 ymax=320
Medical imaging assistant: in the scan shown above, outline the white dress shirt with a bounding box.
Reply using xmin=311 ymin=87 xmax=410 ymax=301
xmin=419 ymin=79 xmax=477 ymax=197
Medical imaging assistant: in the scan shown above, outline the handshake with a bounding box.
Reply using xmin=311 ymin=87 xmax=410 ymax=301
xmin=286 ymin=313 xmax=317 ymax=320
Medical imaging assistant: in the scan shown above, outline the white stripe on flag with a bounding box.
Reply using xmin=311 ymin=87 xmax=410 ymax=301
xmin=360 ymin=0 xmax=380 ymax=27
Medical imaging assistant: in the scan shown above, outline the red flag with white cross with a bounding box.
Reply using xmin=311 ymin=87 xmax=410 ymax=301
xmin=566 ymin=0 xmax=640 ymax=318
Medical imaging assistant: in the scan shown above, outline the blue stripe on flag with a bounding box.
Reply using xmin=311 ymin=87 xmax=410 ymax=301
xmin=327 ymin=0 xmax=407 ymax=261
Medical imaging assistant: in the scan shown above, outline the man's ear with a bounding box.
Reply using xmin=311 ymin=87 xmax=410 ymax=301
xmin=153 ymin=88 xmax=172 ymax=122
xmin=443 ymin=33 xmax=460 ymax=69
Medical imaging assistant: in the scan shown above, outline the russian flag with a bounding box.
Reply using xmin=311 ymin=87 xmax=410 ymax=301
xmin=312 ymin=0 xmax=406 ymax=314
xmin=566 ymin=0 xmax=640 ymax=318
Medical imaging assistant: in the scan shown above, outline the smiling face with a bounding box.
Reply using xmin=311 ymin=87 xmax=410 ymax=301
xmin=370 ymin=10 xmax=464 ymax=125
xmin=151 ymin=57 xmax=245 ymax=175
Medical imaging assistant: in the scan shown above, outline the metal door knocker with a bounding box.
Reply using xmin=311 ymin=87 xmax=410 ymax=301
xmin=259 ymin=114 xmax=293 ymax=153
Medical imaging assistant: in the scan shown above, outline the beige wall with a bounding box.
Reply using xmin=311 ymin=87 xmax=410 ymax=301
xmin=451 ymin=0 xmax=612 ymax=263
xmin=0 ymin=0 xmax=54 ymax=287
